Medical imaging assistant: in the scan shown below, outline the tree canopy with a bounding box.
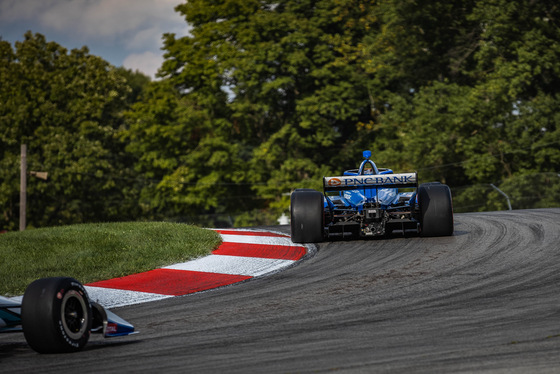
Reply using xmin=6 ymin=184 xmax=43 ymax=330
xmin=1 ymin=0 xmax=559 ymax=230
xmin=126 ymin=0 xmax=559 ymax=222
xmin=0 ymin=32 xmax=149 ymax=230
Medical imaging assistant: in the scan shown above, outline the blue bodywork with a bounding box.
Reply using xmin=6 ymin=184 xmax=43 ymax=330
xmin=0 ymin=294 xmax=134 ymax=336
xmin=0 ymin=287 xmax=135 ymax=350
xmin=0 ymin=296 xmax=21 ymax=332
xmin=323 ymin=151 xmax=420 ymax=238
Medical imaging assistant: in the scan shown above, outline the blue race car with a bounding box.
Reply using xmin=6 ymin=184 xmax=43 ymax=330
xmin=290 ymin=150 xmax=454 ymax=243
xmin=0 ymin=277 xmax=135 ymax=353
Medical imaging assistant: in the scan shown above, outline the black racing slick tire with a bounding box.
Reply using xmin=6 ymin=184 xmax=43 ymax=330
xmin=290 ymin=189 xmax=324 ymax=243
xmin=22 ymin=277 xmax=92 ymax=353
xmin=418 ymin=183 xmax=454 ymax=237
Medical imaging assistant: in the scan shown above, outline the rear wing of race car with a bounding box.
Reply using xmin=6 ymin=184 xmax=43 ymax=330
xmin=323 ymin=172 xmax=418 ymax=193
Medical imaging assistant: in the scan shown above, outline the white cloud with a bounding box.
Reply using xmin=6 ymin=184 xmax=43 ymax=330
xmin=39 ymin=0 xmax=189 ymax=48
xmin=123 ymin=50 xmax=163 ymax=79
xmin=127 ymin=26 xmax=165 ymax=50
xmin=0 ymin=0 xmax=191 ymax=78
xmin=0 ymin=0 xmax=51 ymax=22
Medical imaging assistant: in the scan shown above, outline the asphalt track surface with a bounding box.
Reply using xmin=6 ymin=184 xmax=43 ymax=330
xmin=1 ymin=208 xmax=560 ymax=373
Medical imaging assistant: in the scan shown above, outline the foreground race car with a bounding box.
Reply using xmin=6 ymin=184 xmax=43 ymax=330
xmin=290 ymin=150 xmax=453 ymax=243
xmin=0 ymin=277 xmax=135 ymax=353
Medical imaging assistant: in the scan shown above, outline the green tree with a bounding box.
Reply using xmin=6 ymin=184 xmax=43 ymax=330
xmin=459 ymin=0 xmax=560 ymax=182
xmin=369 ymin=0 xmax=560 ymax=211
xmin=0 ymin=32 xmax=148 ymax=230
xmin=124 ymin=0 xmax=560 ymax=223
xmin=354 ymin=0 xmax=559 ymax=182
xmin=124 ymin=0 xmax=382 ymax=224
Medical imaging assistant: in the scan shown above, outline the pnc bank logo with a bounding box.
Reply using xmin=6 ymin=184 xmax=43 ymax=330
xmin=327 ymin=178 xmax=342 ymax=186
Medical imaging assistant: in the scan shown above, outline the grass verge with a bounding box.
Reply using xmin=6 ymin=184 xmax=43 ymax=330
xmin=0 ymin=222 xmax=221 ymax=296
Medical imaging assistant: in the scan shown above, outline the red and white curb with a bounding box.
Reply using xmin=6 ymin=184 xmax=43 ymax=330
xmin=84 ymin=229 xmax=309 ymax=308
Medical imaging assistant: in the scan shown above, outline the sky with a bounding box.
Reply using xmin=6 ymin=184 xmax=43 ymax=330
xmin=0 ymin=0 xmax=191 ymax=79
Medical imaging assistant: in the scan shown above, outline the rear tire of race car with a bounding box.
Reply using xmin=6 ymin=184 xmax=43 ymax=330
xmin=22 ymin=277 xmax=92 ymax=353
xmin=291 ymin=189 xmax=324 ymax=243
xmin=418 ymin=183 xmax=454 ymax=237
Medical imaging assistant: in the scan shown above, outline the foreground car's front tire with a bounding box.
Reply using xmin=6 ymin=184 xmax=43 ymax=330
xmin=291 ymin=189 xmax=324 ymax=243
xmin=22 ymin=277 xmax=92 ymax=353
xmin=418 ymin=183 xmax=454 ymax=237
